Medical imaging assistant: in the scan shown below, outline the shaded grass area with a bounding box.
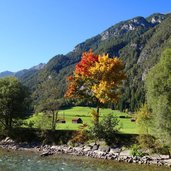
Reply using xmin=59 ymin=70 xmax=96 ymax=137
xmin=25 ymin=106 xmax=138 ymax=134
xmin=0 ymin=127 xmax=138 ymax=146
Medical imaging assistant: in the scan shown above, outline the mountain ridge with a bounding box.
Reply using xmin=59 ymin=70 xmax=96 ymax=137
xmin=0 ymin=63 xmax=46 ymax=78
xmin=1 ymin=12 xmax=171 ymax=111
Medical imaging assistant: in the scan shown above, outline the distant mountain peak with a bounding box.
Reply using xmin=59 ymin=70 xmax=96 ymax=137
xmin=0 ymin=71 xmax=14 ymax=78
xmin=146 ymin=13 xmax=166 ymax=25
xmin=29 ymin=63 xmax=46 ymax=70
xmin=100 ymin=16 xmax=154 ymax=41
xmin=0 ymin=63 xmax=46 ymax=78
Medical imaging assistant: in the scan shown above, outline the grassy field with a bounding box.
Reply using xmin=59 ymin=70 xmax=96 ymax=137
xmin=25 ymin=106 xmax=138 ymax=134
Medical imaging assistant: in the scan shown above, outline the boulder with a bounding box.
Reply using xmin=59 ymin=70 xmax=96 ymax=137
xmin=109 ymin=147 xmax=121 ymax=154
xmin=0 ymin=137 xmax=15 ymax=145
xmin=92 ymin=144 xmax=99 ymax=151
xmin=120 ymin=150 xmax=131 ymax=157
xmin=99 ymin=146 xmax=110 ymax=153
xmin=40 ymin=150 xmax=54 ymax=157
xmin=83 ymin=145 xmax=92 ymax=152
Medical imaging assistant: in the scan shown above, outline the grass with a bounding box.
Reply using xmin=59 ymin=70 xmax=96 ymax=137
xmin=25 ymin=106 xmax=138 ymax=134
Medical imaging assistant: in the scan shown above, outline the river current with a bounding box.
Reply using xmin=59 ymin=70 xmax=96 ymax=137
xmin=0 ymin=149 xmax=170 ymax=171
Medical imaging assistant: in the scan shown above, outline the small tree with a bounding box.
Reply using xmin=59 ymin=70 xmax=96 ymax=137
xmin=36 ymin=79 xmax=61 ymax=130
xmin=136 ymin=104 xmax=156 ymax=151
xmin=0 ymin=77 xmax=30 ymax=130
xmin=89 ymin=114 xmax=120 ymax=145
xmin=136 ymin=104 xmax=151 ymax=134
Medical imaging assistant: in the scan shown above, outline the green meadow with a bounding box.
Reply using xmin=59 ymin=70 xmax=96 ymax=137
xmin=25 ymin=106 xmax=138 ymax=134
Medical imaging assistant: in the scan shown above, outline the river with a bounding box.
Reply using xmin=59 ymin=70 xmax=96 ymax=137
xmin=0 ymin=149 xmax=170 ymax=171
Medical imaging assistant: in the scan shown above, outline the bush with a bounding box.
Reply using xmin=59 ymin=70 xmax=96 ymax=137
xmin=130 ymin=144 xmax=144 ymax=157
xmin=70 ymin=124 xmax=89 ymax=144
xmin=89 ymin=113 xmax=120 ymax=145
xmin=138 ymin=135 xmax=171 ymax=156
xmin=138 ymin=134 xmax=156 ymax=150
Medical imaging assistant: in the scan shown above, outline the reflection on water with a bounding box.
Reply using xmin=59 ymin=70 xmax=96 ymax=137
xmin=0 ymin=149 xmax=170 ymax=171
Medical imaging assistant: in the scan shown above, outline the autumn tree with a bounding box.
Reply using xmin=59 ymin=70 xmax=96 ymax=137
xmin=65 ymin=50 xmax=126 ymax=123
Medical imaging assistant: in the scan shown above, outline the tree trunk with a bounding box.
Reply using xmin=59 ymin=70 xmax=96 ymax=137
xmin=54 ymin=111 xmax=58 ymax=129
xmin=5 ymin=116 xmax=9 ymax=130
xmin=52 ymin=111 xmax=55 ymax=130
xmin=52 ymin=111 xmax=58 ymax=130
xmin=9 ymin=114 xmax=12 ymax=130
xmin=168 ymin=149 xmax=171 ymax=159
xmin=96 ymin=105 xmax=100 ymax=124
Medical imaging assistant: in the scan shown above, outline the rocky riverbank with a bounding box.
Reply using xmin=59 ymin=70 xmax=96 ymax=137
xmin=0 ymin=137 xmax=171 ymax=168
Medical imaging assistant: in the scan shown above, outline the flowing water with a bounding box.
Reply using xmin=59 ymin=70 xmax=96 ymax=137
xmin=0 ymin=149 xmax=170 ymax=171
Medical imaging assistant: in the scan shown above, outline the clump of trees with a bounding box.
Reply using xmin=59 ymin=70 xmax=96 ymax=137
xmin=145 ymin=48 xmax=171 ymax=147
xmin=0 ymin=77 xmax=30 ymax=130
xmin=136 ymin=48 xmax=171 ymax=156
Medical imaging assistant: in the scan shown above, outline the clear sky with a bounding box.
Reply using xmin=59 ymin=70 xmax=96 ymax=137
xmin=0 ymin=0 xmax=170 ymax=72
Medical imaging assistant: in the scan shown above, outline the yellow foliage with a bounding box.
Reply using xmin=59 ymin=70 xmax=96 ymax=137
xmin=89 ymin=109 xmax=99 ymax=124
xmin=136 ymin=104 xmax=151 ymax=134
xmin=89 ymin=54 xmax=126 ymax=103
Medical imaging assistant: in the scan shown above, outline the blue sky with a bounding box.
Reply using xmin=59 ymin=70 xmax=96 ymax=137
xmin=0 ymin=0 xmax=170 ymax=72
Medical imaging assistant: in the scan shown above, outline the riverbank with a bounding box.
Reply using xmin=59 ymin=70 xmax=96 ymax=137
xmin=0 ymin=137 xmax=171 ymax=168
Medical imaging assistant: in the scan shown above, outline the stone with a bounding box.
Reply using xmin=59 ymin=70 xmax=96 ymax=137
xmin=99 ymin=146 xmax=110 ymax=153
xmin=83 ymin=146 xmax=92 ymax=152
xmin=109 ymin=147 xmax=121 ymax=154
xmin=51 ymin=145 xmax=59 ymax=150
xmin=120 ymin=150 xmax=131 ymax=157
xmin=92 ymin=144 xmax=99 ymax=151
xmin=149 ymin=154 xmax=161 ymax=160
xmin=1 ymin=137 xmax=15 ymax=145
xmin=159 ymin=155 xmax=170 ymax=159
xmin=40 ymin=150 xmax=54 ymax=157
xmin=127 ymin=158 xmax=133 ymax=163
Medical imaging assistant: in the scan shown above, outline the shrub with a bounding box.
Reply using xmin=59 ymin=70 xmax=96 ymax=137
xmin=130 ymin=144 xmax=144 ymax=157
xmin=138 ymin=134 xmax=156 ymax=150
xmin=71 ymin=124 xmax=89 ymax=144
xmin=89 ymin=113 xmax=120 ymax=145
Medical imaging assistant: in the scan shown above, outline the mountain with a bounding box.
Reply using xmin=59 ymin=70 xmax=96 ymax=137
xmin=0 ymin=71 xmax=14 ymax=78
xmin=17 ymin=13 xmax=171 ymax=111
xmin=0 ymin=63 xmax=46 ymax=79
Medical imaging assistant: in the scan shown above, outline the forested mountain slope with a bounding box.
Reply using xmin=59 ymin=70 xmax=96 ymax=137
xmin=20 ymin=13 xmax=171 ymax=111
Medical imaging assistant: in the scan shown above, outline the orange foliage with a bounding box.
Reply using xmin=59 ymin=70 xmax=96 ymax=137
xmin=75 ymin=49 xmax=98 ymax=76
xmin=64 ymin=76 xmax=77 ymax=98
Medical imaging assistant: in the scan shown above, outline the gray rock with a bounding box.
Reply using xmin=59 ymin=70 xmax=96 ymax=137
xmin=92 ymin=144 xmax=99 ymax=151
xmin=83 ymin=146 xmax=92 ymax=152
xmin=127 ymin=158 xmax=133 ymax=163
xmin=109 ymin=147 xmax=121 ymax=154
xmin=120 ymin=150 xmax=131 ymax=157
xmin=40 ymin=150 xmax=54 ymax=157
xmin=99 ymin=146 xmax=110 ymax=153
xmin=73 ymin=147 xmax=83 ymax=151
xmin=51 ymin=145 xmax=60 ymax=150
xmin=0 ymin=137 xmax=15 ymax=145
xmin=159 ymin=155 xmax=170 ymax=159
